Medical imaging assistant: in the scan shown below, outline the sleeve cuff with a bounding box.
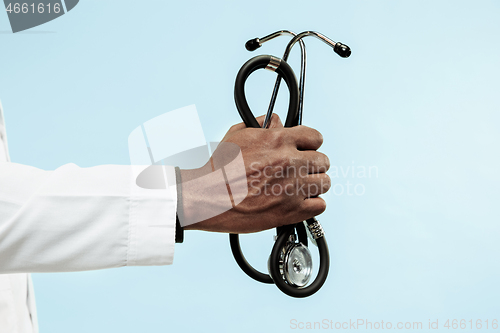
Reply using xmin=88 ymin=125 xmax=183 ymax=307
xmin=127 ymin=165 xmax=177 ymax=266
xmin=174 ymin=166 xmax=184 ymax=243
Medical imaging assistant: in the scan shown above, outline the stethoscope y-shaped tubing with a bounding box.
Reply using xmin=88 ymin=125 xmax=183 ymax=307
xmin=248 ymin=31 xmax=351 ymax=127
xmin=246 ymin=30 xmax=306 ymax=128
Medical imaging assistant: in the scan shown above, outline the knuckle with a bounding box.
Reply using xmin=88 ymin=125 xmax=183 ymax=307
xmin=277 ymin=155 xmax=293 ymax=169
xmin=305 ymin=198 xmax=327 ymax=217
xmin=321 ymin=153 xmax=330 ymax=172
xmin=229 ymin=123 xmax=241 ymax=132
xmin=316 ymin=198 xmax=327 ymax=214
xmin=300 ymin=126 xmax=323 ymax=148
xmin=271 ymin=113 xmax=282 ymax=125
xmin=322 ymin=174 xmax=331 ymax=192
xmin=268 ymin=128 xmax=287 ymax=145
xmin=309 ymin=152 xmax=330 ymax=173
xmin=313 ymin=129 xmax=324 ymax=147
xmin=245 ymin=128 xmax=262 ymax=141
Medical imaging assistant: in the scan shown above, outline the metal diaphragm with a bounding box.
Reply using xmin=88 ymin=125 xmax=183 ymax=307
xmin=283 ymin=243 xmax=313 ymax=287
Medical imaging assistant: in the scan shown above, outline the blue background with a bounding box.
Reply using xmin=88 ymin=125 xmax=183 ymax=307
xmin=1 ymin=0 xmax=499 ymax=332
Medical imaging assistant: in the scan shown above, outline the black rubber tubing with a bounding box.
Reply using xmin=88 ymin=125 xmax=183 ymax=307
xmin=229 ymin=221 xmax=307 ymax=284
xmin=230 ymin=54 xmax=329 ymax=297
xmin=229 ymin=233 xmax=273 ymax=284
xmin=234 ymin=55 xmax=299 ymax=128
xmin=230 ymin=54 xmax=300 ymax=284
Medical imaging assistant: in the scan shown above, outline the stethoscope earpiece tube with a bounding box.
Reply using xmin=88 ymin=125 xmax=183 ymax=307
xmin=234 ymin=55 xmax=299 ymax=128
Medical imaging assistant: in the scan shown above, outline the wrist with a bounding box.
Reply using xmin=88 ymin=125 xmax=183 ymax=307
xmin=179 ymin=164 xmax=234 ymax=231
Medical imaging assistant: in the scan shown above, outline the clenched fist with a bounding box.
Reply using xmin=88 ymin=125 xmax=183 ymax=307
xmin=181 ymin=114 xmax=330 ymax=233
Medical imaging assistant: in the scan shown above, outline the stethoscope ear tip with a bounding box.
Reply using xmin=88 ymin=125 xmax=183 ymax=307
xmin=334 ymin=42 xmax=351 ymax=58
xmin=245 ymin=38 xmax=261 ymax=51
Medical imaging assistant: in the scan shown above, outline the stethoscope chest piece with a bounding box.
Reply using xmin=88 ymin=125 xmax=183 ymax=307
xmin=283 ymin=240 xmax=313 ymax=287
xmin=268 ymin=235 xmax=313 ymax=288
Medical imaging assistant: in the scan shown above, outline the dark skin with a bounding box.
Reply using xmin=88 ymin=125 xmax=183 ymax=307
xmin=181 ymin=113 xmax=330 ymax=234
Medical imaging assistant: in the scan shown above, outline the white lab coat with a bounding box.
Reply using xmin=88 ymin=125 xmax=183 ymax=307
xmin=0 ymin=102 xmax=177 ymax=332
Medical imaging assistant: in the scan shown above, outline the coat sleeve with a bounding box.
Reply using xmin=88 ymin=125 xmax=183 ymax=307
xmin=0 ymin=162 xmax=177 ymax=273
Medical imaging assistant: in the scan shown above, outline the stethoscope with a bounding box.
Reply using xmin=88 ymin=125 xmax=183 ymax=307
xmin=230 ymin=30 xmax=351 ymax=298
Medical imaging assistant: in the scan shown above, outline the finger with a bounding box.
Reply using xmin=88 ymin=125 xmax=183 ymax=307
xmin=226 ymin=119 xmax=248 ymax=134
xmin=224 ymin=113 xmax=283 ymax=140
xmin=253 ymin=113 xmax=283 ymax=128
xmin=255 ymin=114 xmax=266 ymax=127
xmin=267 ymin=113 xmax=284 ymax=129
xmin=222 ymin=116 xmax=263 ymax=141
xmin=288 ymin=125 xmax=323 ymax=150
xmin=224 ymin=123 xmax=246 ymax=139
xmin=225 ymin=114 xmax=268 ymax=135
xmin=299 ymin=173 xmax=331 ymax=197
xmin=300 ymin=197 xmax=327 ymax=218
xmin=296 ymin=151 xmax=330 ymax=173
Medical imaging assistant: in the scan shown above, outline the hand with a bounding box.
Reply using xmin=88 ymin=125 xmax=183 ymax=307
xmin=180 ymin=114 xmax=330 ymax=233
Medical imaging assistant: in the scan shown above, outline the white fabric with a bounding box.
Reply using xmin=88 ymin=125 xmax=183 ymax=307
xmin=0 ymin=101 xmax=177 ymax=332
